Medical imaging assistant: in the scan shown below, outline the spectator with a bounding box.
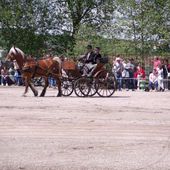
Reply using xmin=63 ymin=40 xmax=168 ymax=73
xmin=125 ymin=58 xmax=135 ymax=91
xmin=134 ymin=64 xmax=146 ymax=89
xmin=133 ymin=67 xmax=138 ymax=89
xmin=7 ymin=65 xmax=15 ymax=85
xmin=1 ymin=66 xmax=9 ymax=86
xmin=149 ymin=69 xmax=158 ymax=91
xmin=153 ymin=56 xmax=161 ymax=70
xmin=0 ymin=61 xmax=2 ymax=85
xmin=122 ymin=59 xmax=129 ymax=90
xmin=48 ymin=77 xmax=56 ymax=88
xmin=112 ymin=56 xmax=124 ymax=91
xmin=157 ymin=64 xmax=164 ymax=91
xmin=13 ymin=60 xmax=22 ymax=85
xmin=162 ymin=59 xmax=170 ymax=90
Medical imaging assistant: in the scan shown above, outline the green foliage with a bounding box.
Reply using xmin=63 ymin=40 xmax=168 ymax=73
xmin=0 ymin=0 xmax=170 ymax=59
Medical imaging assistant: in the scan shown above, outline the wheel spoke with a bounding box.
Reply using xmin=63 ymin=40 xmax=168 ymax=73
xmin=74 ymin=78 xmax=90 ymax=97
xmin=96 ymin=76 xmax=116 ymax=97
xmin=62 ymin=78 xmax=74 ymax=96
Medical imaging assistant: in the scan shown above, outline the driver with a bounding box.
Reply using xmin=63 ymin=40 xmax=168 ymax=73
xmin=82 ymin=45 xmax=102 ymax=76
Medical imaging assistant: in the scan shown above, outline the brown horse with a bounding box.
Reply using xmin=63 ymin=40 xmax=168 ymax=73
xmin=6 ymin=46 xmax=62 ymax=97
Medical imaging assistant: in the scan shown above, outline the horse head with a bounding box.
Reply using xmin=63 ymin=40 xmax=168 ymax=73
xmin=5 ymin=46 xmax=16 ymax=61
xmin=6 ymin=46 xmax=26 ymax=69
xmin=6 ymin=46 xmax=25 ymax=61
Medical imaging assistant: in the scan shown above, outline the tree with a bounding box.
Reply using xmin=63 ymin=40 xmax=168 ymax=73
xmin=113 ymin=0 xmax=170 ymax=57
xmin=0 ymin=0 xmax=64 ymax=55
xmin=60 ymin=0 xmax=116 ymax=50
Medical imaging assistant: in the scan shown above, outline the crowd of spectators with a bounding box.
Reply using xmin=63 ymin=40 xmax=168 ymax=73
xmin=1 ymin=55 xmax=170 ymax=92
xmin=112 ymin=56 xmax=170 ymax=91
xmin=0 ymin=60 xmax=23 ymax=86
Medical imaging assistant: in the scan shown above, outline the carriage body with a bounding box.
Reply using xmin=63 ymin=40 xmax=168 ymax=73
xmin=61 ymin=59 xmax=117 ymax=97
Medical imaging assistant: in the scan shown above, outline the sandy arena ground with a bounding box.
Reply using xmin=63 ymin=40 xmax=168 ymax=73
xmin=0 ymin=86 xmax=170 ymax=170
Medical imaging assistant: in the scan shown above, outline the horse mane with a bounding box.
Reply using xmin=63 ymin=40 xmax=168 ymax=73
xmin=9 ymin=47 xmax=26 ymax=59
xmin=15 ymin=47 xmax=26 ymax=60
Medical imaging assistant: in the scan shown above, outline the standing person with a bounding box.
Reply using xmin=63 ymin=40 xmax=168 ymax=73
xmin=162 ymin=59 xmax=170 ymax=90
xmin=153 ymin=56 xmax=161 ymax=70
xmin=48 ymin=77 xmax=56 ymax=88
xmin=112 ymin=56 xmax=124 ymax=91
xmin=167 ymin=59 xmax=170 ymax=90
xmin=13 ymin=60 xmax=22 ymax=85
xmin=125 ymin=58 xmax=135 ymax=91
xmin=157 ymin=64 xmax=164 ymax=91
xmin=0 ymin=60 xmax=3 ymax=85
xmin=122 ymin=59 xmax=129 ymax=90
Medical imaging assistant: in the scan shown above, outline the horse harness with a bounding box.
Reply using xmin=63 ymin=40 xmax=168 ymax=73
xmin=22 ymin=58 xmax=60 ymax=78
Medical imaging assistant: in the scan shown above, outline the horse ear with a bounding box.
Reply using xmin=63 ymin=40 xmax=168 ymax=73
xmin=13 ymin=46 xmax=18 ymax=53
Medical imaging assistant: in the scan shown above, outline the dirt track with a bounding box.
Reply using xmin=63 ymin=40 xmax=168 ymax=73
xmin=0 ymin=86 xmax=170 ymax=170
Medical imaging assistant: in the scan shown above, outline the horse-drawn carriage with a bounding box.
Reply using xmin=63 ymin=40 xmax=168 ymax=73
xmin=6 ymin=46 xmax=117 ymax=97
xmin=61 ymin=58 xmax=117 ymax=97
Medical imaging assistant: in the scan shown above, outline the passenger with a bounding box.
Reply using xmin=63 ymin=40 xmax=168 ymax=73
xmin=82 ymin=45 xmax=102 ymax=76
xmin=93 ymin=47 xmax=102 ymax=64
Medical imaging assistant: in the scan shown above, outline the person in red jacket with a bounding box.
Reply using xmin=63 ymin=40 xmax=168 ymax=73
xmin=134 ymin=64 xmax=146 ymax=89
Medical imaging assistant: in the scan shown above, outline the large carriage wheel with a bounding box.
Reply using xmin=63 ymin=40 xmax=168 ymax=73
xmin=87 ymin=79 xmax=97 ymax=97
xmin=95 ymin=71 xmax=116 ymax=97
xmin=61 ymin=78 xmax=74 ymax=96
xmin=74 ymin=77 xmax=90 ymax=97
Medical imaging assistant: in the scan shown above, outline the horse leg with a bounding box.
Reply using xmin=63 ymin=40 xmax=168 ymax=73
xmin=22 ymin=78 xmax=29 ymax=97
xmin=56 ymin=77 xmax=62 ymax=97
xmin=40 ymin=77 xmax=49 ymax=97
xmin=29 ymin=83 xmax=38 ymax=97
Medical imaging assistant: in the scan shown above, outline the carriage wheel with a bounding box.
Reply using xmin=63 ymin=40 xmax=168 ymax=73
xmin=87 ymin=79 xmax=97 ymax=97
xmin=74 ymin=77 xmax=90 ymax=97
xmin=95 ymin=72 xmax=116 ymax=97
xmin=61 ymin=78 xmax=74 ymax=96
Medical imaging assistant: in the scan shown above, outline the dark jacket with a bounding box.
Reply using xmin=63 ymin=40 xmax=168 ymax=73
xmin=92 ymin=53 xmax=102 ymax=64
xmin=84 ymin=51 xmax=95 ymax=64
xmin=163 ymin=65 xmax=168 ymax=78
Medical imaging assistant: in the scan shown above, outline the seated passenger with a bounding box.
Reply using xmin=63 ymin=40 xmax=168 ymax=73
xmin=82 ymin=45 xmax=102 ymax=76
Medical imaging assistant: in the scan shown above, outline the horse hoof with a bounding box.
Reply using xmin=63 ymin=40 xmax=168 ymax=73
xmin=22 ymin=94 xmax=27 ymax=97
xmin=34 ymin=91 xmax=38 ymax=97
xmin=40 ymin=93 xmax=45 ymax=97
xmin=57 ymin=93 xmax=62 ymax=97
